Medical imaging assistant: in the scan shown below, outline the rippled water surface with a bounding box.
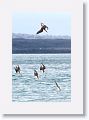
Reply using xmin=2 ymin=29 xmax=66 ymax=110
xmin=12 ymin=54 xmax=71 ymax=102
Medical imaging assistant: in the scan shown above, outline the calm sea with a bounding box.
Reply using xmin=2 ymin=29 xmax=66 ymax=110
xmin=12 ymin=54 xmax=71 ymax=102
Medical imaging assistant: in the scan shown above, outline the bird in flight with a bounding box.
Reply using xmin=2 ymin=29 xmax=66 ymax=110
xmin=36 ymin=23 xmax=48 ymax=34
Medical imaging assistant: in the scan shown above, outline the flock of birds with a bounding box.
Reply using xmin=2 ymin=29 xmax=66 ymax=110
xmin=14 ymin=63 xmax=61 ymax=92
xmin=13 ymin=22 xmax=61 ymax=92
xmin=14 ymin=64 xmax=46 ymax=77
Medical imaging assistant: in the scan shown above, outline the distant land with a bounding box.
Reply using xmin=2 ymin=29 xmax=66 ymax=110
xmin=12 ymin=33 xmax=71 ymax=54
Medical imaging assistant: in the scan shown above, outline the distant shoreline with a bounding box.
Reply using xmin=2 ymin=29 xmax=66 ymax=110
xmin=12 ymin=36 xmax=71 ymax=54
xmin=12 ymin=53 xmax=71 ymax=54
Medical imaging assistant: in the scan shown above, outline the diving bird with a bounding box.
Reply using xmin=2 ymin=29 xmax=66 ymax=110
xmin=36 ymin=23 xmax=48 ymax=34
xmin=40 ymin=63 xmax=46 ymax=73
xmin=14 ymin=65 xmax=22 ymax=76
xmin=14 ymin=65 xmax=21 ymax=74
xmin=55 ymin=81 xmax=61 ymax=91
xmin=34 ymin=70 xmax=39 ymax=79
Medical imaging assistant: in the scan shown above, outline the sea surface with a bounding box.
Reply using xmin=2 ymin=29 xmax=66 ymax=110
xmin=12 ymin=54 xmax=71 ymax=102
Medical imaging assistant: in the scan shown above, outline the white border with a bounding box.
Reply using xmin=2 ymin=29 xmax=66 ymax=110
xmin=0 ymin=0 xmax=83 ymax=114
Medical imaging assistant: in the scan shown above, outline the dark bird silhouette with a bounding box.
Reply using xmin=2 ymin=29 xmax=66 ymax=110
xmin=36 ymin=23 xmax=48 ymax=34
xmin=14 ymin=65 xmax=20 ymax=74
xmin=14 ymin=65 xmax=22 ymax=76
xmin=34 ymin=70 xmax=39 ymax=79
xmin=40 ymin=63 xmax=46 ymax=73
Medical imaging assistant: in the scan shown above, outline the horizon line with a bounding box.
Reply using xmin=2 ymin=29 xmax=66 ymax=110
xmin=12 ymin=33 xmax=71 ymax=37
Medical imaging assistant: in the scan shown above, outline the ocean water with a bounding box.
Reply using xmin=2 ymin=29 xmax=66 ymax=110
xmin=12 ymin=54 xmax=71 ymax=102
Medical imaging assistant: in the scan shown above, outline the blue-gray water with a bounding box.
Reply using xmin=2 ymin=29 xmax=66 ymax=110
xmin=12 ymin=54 xmax=71 ymax=102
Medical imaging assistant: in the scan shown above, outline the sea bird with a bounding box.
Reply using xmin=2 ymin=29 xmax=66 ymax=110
xmin=40 ymin=63 xmax=46 ymax=73
xmin=36 ymin=23 xmax=48 ymax=34
xmin=55 ymin=81 xmax=61 ymax=91
xmin=14 ymin=65 xmax=20 ymax=74
xmin=14 ymin=65 xmax=22 ymax=76
xmin=34 ymin=70 xmax=39 ymax=79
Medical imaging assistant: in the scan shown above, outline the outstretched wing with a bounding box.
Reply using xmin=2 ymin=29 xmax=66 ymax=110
xmin=46 ymin=26 xmax=48 ymax=30
xmin=36 ymin=28 xmax=43 ymax=34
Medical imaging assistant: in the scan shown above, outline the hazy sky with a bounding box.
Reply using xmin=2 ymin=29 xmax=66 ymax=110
xmin=13 ymin=12 xmax=71 ymax=36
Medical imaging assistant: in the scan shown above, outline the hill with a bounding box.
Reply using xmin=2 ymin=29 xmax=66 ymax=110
xmin=12 ymin=34 xmax=71 ymax=54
